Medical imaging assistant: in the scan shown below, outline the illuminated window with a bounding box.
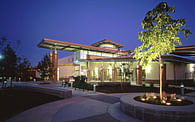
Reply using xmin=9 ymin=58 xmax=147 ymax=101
xmin=99 ymin=44 xmax=117 ymax=49
xmin=189 ymin=64 xmax=195 ymax=72
xmin=95 ymin=67 xmax=99 ymax=78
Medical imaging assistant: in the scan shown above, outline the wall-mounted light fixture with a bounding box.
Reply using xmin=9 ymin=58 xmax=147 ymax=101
xmin=145 ymin=65 xmax=151 ymax=73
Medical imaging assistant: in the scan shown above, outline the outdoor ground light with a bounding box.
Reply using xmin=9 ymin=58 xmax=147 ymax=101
xmin=153 ymin=96 xmax=157 ymax=99
xmin=177 ymin=99 xmax=182 ymax=102
xmin=166 ymin=102 xmax=171 ymax=106
xmin=141 ymin=98 xmax=146 ymax=101
xmin=161 ymin=100 xmax=166 ymax=104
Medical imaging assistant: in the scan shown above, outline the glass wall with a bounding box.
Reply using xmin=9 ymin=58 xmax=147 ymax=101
xmin=79 ymin=50 xmax=119 ymax=60
xmin=91 ymin=68 xmax=100 ymax=81
xmin=74 ymin=51 xmax=80 ymax=64
xmin=85 ymin=61 xmax=138 ymax=83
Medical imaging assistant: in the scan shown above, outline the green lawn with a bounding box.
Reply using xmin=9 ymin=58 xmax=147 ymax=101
xmin=0 ymin=88 xmax=62 ymax=122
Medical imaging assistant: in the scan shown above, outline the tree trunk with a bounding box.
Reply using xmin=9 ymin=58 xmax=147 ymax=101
xmin=159 ymin=53 xmax=163 ymax=100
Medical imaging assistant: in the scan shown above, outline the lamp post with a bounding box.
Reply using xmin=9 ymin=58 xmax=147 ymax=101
xmin=0 ymin=53 xmax=3 ymax=60
xmin=0 ymin=53 xmax=4 ymax=87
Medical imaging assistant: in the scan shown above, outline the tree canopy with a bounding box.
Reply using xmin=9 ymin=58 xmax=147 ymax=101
xmin=134 ymin=2 xmax=191 ymax=67
xmin=133 ymin=2 xmax=191 ymax=100
xmin=0 ymin=37 xmax=31 ymax=82
xmin=0 ymin=44 xmax=17 ymax=78
xmin=17 ymin=57 xmax=31 ymax=81
xmin=37 ymin=54 xmax=51 ymax=80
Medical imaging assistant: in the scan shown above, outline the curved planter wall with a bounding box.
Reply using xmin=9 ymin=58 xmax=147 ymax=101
xmin=120 ymin=93 xmax=195 ymax=122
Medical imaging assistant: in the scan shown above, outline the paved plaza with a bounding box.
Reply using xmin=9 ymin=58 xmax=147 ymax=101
xmin=3 ymin=82 xmax=195 ymax=122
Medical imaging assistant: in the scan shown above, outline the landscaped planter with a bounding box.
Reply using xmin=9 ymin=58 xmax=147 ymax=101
xmin=120 ymin=93 xmax=195 ymax=122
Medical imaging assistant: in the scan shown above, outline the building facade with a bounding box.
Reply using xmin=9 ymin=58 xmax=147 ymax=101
xmin=38 ymin=38 xmax=195 ymax=85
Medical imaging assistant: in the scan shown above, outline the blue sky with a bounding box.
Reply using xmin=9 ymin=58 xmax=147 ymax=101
xmin=0 ymin=0 xmax=194 ymax=66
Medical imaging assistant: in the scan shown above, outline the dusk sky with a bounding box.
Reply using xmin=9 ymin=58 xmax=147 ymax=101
xmin=0 ymin=0 xmax=194 ymax=66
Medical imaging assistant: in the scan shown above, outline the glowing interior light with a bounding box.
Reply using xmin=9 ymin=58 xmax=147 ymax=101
xmin=189 ymin=64 xmax=194 ymax=72
xmin=109 ymin=66 xmax=112 ymax=75
xmin=95 ymin=67 xmax=98 ymax=78
xmin=145 ymin=65 xmax=151 ymax=73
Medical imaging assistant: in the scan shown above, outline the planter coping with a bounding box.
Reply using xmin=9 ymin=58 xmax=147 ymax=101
xmin=121 ymin=93 xmax=195 ymax=112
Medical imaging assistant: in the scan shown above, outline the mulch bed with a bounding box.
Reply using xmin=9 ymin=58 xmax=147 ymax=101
xmin=0 ymin=88 xmax=62 ymax=122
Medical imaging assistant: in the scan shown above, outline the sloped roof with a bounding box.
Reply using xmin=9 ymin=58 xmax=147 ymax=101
xmin=38 ymin=38 xmax=129 ymax=55
xmin=91 ymin=39 xmax=124 ymax=48
xmin=172 ymin=45 xmax=195 ymax=56
xmin=162 ymin=56 xmax=195 ymax=63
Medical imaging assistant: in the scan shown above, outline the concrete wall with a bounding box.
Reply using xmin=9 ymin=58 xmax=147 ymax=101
xmin=58 ymin=55 xmax=75 ymax=78
xmin=186 ymin=64 xmax=195 ymax=80
xmin=174 ymin=63 xmax=186 ymax=80
xmin=166 ymin=62 xmax=174 ymax=80
xmin=59 ymin=65 xmax=75 ymax=78
xmin=145 ymin=62 xmax=193 ymax=81
xmin=58 ymin=55 xmax=74 ymax=64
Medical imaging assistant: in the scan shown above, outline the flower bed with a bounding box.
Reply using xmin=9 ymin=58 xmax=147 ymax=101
xmin=120 ymin=93 xmax=195 ymax=122
xmin=134 ymin=93 xmax=193 ymax=106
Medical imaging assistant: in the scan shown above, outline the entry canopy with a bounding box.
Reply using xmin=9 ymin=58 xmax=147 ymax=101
xmin=173 ymin=45 xmax=195 ymax=56
xmin=38 ymin=38 xmax=195 ymax=57
xmin=38 ymin=38 xmax=129 ymax=55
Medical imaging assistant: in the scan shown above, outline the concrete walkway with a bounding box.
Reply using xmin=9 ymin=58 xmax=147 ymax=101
xmin=6 ymin=82 xmax=144 ymax=122
xmin=5 ymin=82 xmax=195 ymax=122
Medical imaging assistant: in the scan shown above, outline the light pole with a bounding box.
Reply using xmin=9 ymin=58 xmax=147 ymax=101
xmin=0 ymin=53 xmax=3 ymax=60
xmin=0 ymin=53 xmax=4 ymax=87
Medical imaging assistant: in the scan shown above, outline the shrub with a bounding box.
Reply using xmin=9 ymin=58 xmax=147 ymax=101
xmin=150 ymin=82 xmax=154 ymax=88
xmin=73 ymin=76 xmax=93 ymax=90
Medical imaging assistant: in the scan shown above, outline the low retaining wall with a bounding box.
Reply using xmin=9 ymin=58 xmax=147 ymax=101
xmin=15 ymin=85 xmax=72 ymax=99
xmin=120 ymin=93 xmax=195 ymax=122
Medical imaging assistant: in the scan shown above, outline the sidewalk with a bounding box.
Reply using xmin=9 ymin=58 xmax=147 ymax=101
xmin=6 ymin=82 xmax=195 ymax=122
xmin=6 ymin=82 xmax=143 ymax=122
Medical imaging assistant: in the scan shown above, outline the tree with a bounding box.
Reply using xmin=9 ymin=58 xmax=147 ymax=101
xmin=17 ymin=57 xmax=31 ymax=81
xmin=0 ymin=44 xmax=17 ymax=87
xmin=0 ymin=36 xmax=8 ymax=51
xmin=37 ymin=54 xmax=51 ymax=80
xmin=0 ymin=37 xmax=32 ymax=86
xmin=134 ymin=2 xmax=191 ymax=100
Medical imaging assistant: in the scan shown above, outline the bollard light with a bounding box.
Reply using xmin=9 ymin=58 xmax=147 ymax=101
xmin=93 ymin=84 xmax=96 ymax=93
xmin=71 ymin=82 xmax=73 ymax=89
xmin=180 ymin=83 xmax=184 ymax=96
